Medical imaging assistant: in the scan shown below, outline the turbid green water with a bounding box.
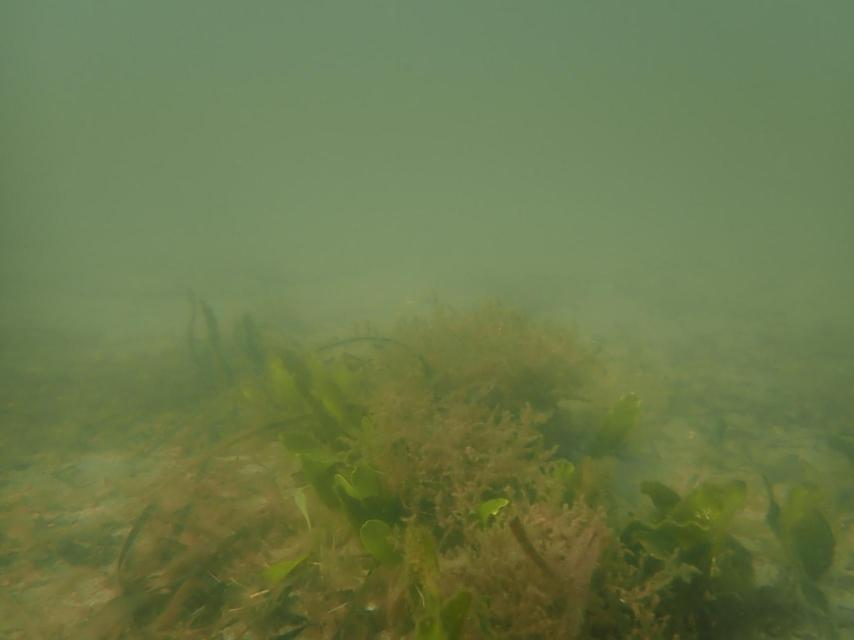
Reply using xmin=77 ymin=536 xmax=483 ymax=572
xmin=3 ymin=1 xmax=853 ymax=333
xmin=1 ymin=2 xmax=852 ymax=638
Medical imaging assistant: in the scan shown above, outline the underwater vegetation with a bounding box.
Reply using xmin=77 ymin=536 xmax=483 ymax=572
xmin=80 ymin=301 xmax=843 ymax=639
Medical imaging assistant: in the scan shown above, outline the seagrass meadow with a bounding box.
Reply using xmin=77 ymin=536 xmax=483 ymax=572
xmin=1 ymin=2 xmax=853 ymax=638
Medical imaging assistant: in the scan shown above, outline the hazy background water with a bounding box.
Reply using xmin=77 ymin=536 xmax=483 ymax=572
xmin=2 ymin=5 xmax=853 ymax=636
xmin=2 ymin=0 xmax=853 ymax=344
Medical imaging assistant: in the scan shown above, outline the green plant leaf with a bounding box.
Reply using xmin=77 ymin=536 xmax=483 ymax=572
xmin=623 ymin=519 xmax=709 ymax=560
xmin=780 ymin=485 xmax=835 ymax=580
xmin=641 ymin=481 xmax=681 ymax=515
xmin=262 ymin=554 xmax=307 ymax=584
xmin=477 ymin=497 xmax=510 ymax=526
xmin=267 ymin=356 xmax=305 ymax=408
xmin=415 ymin=617 xmax=445 ymax=640
xmin=590 ymin=392 xmax=641 ymax=456
xmin=360 ymin=519 xmax=401 ymax=565
xmin=333 ymin=473 xmax=360 ymax=500
xmin=293 ymin=487 xmax=311 ymax=531
xmin=334 ymin=464 xmax=385 ymax=501
xmin=415 ymin=590 xmax=472 ymax=639
xmin=351 ymin=464 xmax=383 ymax=498
xmin=441 ymin=590 xmax=471 ymax=640
xmin=405 ymin=524 xmax=440 ymax=595
xmin=553 ymin=458 xmax=575 ymax=485
xmin=299 ymin=453 xmax=340 ymax=510
xmin=668 ymin=480 xmax=746 ymax=533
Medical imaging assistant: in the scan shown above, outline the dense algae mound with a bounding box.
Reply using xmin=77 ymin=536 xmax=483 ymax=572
xmin=3 ymin=302 xmax=842 ymax=639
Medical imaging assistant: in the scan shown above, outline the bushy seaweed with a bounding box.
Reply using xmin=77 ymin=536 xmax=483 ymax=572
xmin=90 ymin=301 xmax=840 ymax=639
